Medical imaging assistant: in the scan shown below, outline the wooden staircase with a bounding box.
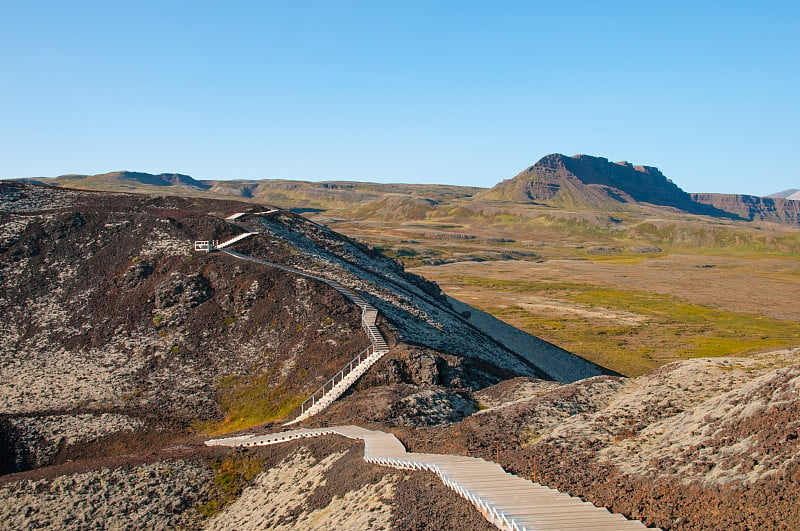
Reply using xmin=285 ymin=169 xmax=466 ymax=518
xmin=196 ymin=211 xmax=391 ymax=424
xmin=206 ymin=426 xmax=656 ymax=531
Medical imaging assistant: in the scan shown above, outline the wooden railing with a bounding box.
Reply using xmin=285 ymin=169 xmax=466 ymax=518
xmin=203 ymin=216 xmax=391 ymax=424
xmin=297 ymin=345 xmax=374 ymax=416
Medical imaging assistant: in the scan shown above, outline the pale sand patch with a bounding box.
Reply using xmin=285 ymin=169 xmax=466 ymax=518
xmin=291 ymin=475 xmax=395 ymax=530
xmin=507 ymin=294 xmax=648 ymax=326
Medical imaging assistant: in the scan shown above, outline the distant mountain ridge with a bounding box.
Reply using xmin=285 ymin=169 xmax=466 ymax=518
xmin=768 ymin=188 xmax=800 ymax=200
xmin=111 ymin=171 xmax=210 ymax=189
xmin=50 ymin=171 xmax=211 ymax=190
xmin=691 ymin=193 xmax=800 ymax=225
xmin=12 ymin=156 xmax=800 ymax=226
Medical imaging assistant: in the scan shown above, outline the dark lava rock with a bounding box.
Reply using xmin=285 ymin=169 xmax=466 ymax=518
xmin=120 ymin=259 xmax=154 ymax=289
xmin=154 ymin=272 xmax=211 ymax=309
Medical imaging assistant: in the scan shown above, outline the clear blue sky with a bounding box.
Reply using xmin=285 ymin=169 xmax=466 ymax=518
xmin=1 ymin=1 xmax=798 ymax=195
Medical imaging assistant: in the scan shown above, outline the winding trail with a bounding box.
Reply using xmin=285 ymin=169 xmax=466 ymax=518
xmin=202 ymin=211 xmax=656 ymax=530
xmin=206 ymin=426 xmax=654 ymax=531
xmin=198 ymin=211 xmax=390 ymax=424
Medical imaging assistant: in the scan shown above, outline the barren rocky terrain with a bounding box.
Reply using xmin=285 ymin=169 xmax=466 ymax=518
xmin=0 ymin=182 xmax=377 ymax=471
xmin=0 ymin=459 xmax=213 ymax=530
xmin=0 ymin=434 xmax=494 ymax=531
xmin=0 ymin=181 xmax=602 ymax=529
xmin=394 ymin=348 xmax=800 ymax=529
xmin=3 ymin=180 xmax=800 ymax=530
xmin=2 ymin=181 xmax=601 ymax=470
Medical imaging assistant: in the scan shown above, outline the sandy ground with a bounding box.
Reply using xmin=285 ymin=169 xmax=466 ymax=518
xmin=207 ymin=448 xmax=395 ymax=530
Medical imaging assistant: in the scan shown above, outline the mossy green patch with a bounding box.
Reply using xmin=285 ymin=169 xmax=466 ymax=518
xmin=198 ymin=371 xmax=305 ymax=435
xmin=449 ymin=276 xmax=800 ymax=377
xmin=197 ymin=456 xmax=266 ymax=517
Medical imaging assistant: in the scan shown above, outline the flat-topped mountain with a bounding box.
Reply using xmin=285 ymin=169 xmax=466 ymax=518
xmin=36 ymin=171 xmax=211 ymax=191
xmin=479 ymin=153 xmax=710 ymax=213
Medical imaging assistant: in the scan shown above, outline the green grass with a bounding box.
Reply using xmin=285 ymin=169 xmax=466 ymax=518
xmin=197 ymin=456 xmax=266 ymax=517
xmin=629 ymin=223 xmax=800 ymax=257
xmin=448 ymin=276 xmax=800 ymax=377
xmin=582 ymin=253 xmax=662 ymax=264
xmin=198 ymin=371 xmax=306 ymax=435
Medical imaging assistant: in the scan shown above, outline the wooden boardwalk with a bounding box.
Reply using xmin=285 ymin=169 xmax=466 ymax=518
xmin=217 ymin=248 xmax=390 ymax=424
xmin=207 ymin=426 xmax=655 ymax=531
xmin=196 ymin=210 xmax=391 ymax=424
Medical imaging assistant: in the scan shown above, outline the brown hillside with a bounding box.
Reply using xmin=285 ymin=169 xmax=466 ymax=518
xmin=1 ymin=181 xmax=605 ymax=475
xmin=479 ymin=153 xmax=731 ymax=216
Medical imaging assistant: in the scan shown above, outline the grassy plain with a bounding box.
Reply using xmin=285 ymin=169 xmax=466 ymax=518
xmin=410 ymin=263 xmax=800 ymax=376
xmin=278 ymin=190 xmax=800 ymax=377
xmin=312 ymin=205 xmax=800 ymax=377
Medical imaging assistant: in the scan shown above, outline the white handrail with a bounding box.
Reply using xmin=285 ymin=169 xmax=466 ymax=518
xmin=200 ymin=213 xmax=391 ymax=424
xmin=298 ymin=346 xmax=373 ymax=415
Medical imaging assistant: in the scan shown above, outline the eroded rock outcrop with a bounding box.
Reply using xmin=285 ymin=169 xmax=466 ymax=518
xmin=692 ymin=192 xmax=800 ymax=225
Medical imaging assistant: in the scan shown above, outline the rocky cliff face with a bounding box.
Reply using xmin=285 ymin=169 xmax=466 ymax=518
xmin=692 ymin=193 xmax=800 ymax=225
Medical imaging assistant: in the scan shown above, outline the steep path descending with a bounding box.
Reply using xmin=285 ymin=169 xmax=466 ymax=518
xmin=225 ymin=209 xmax=279 ymax=221
xmin=206 ymin=426 xmax=654 ymax=531
xmin=202 ymin=210 xmax=391 ymax=424
xmin=219 ymin=249 xmax=390 ymax=424
xmin=215 ymin=231 xmax=257 ymax=249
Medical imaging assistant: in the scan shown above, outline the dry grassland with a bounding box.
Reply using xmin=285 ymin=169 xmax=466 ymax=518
xmin=411 ymin=255 xmax=800 ymax=376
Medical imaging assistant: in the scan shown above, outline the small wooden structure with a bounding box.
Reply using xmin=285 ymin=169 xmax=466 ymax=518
xmin=194 ymin=240 xmax=219 ymax=252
